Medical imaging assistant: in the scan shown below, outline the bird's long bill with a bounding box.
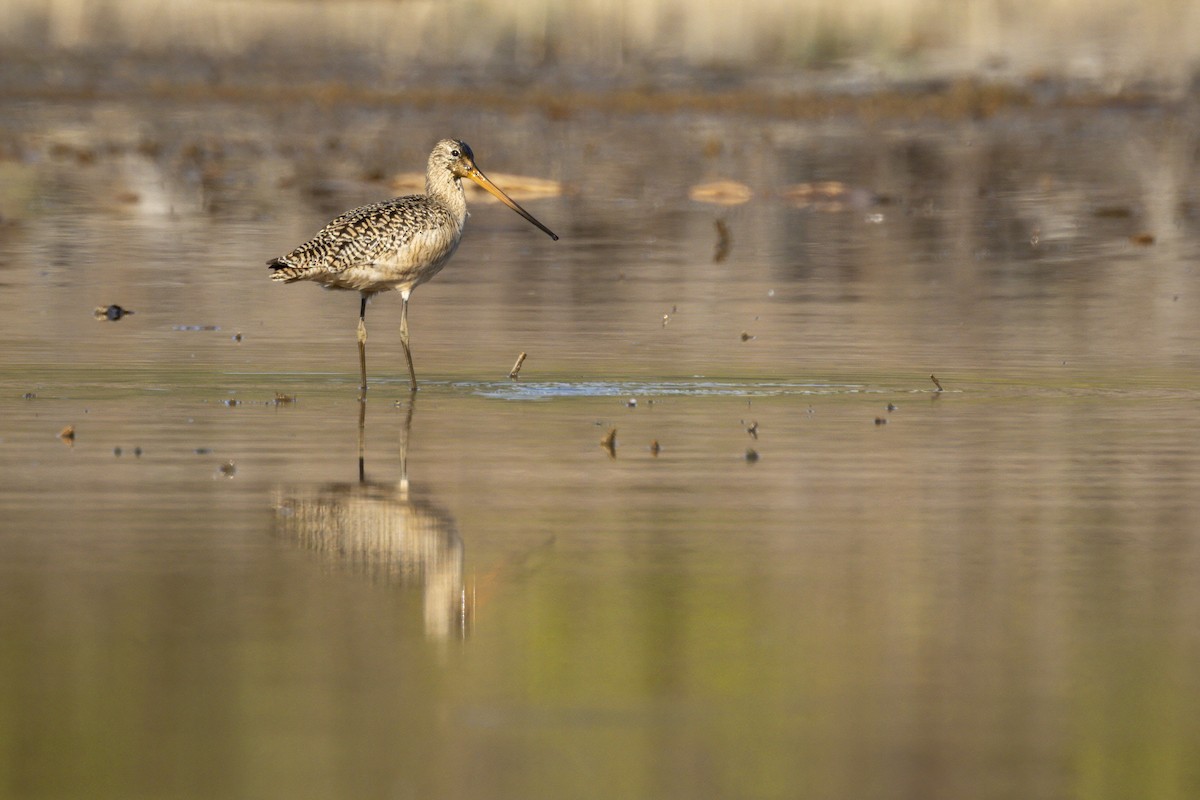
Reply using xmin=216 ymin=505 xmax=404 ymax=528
xmin=467 ymin=167 xmax=559 ymax=241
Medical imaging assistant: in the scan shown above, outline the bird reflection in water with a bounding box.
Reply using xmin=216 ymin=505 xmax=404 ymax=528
xmin=272 ymin=399 xmax=469 ymax=640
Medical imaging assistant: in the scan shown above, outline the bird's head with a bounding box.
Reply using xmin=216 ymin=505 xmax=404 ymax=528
xmin=430 ymin=138 xmax=558 ymax=241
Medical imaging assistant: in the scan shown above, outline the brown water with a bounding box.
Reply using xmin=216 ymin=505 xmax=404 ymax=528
xmin=2 ymin=89 xmax=1200 ymax=799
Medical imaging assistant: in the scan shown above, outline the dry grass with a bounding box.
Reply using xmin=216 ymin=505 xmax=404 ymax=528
xmin=1 ymin=0 xmax=1199 ymax=88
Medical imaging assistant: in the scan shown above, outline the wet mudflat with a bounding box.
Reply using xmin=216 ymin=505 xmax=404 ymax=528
xmin=2 ymin=86 xmax=1200 ymax=798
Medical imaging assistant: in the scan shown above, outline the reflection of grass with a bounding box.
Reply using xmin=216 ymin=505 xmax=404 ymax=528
xmin=0 ymin=75 xmax=1045 ymax=119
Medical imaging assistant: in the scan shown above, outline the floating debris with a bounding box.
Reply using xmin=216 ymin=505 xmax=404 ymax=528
xmin=746 ymin=421 xmax=759 ymax=439
xmin=780 ymin=181 xmax=876 ymax=212
xmin=232 ymin=332 xmax=243 ymax=343
xmin=22 ymin=392 xmax=36 ymax=400
xmin=649 ymin=440 xmax=661 ymax=457
xmin=194 ymin=447 xmax=212 ymax=455
xmin=222 ymin=398 xmax=240 ymax=407
xmin=1093 ymin=205 xmax=1133 ymax=218
xmin=930 ymin=374 xmax=944 ymax=392
xmin=662 ymin=313 xmax=671 ymax=327
xmin=874 ymin=417 xmax=888 ymax=425
xmin=626 ymin=398 xmax=637 ymax=408
xmin=273 ymin=393 xmax=296 ymax=406
xmin=887 ymin=402 xmax=898 ymax=412
xmin=688 ymin=180 xmax=753 ymax=206
xmin=713 ymin=218 xmax=732 ymax=262
xmin=114 ymin=446 xmax=122 ymax=456
xmin=600 ymin=427 xmax=617 ymax=458
xmin=745 ymin=448 xmax=759 ymax=463
xmin=173 ymin=324 xmax=220 ymax=332
xmin=58 ymin=424 xmax=75 ymax=444
xmin=94 ymin=304 xmax=133 ymax=321
xmin=134 ymin=446 xmax=142 ymax=457
xmin=740 ymin=331 xmax=756 ymax=342
xmin=509 ymin=351 xmax=527 ymax=380
xmin=1130 ymin=232 xmax=1156 ymax=246
xmin=216 ymin=461 xmax=237 ymax=479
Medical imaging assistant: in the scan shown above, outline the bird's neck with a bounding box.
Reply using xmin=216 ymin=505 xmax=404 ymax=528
xmin=426 ymin=172 xmax=467 ymax=220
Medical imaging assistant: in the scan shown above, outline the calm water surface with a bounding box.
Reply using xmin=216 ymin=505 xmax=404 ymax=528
xmin=2 ymin=92 xmax=1200 ymax=798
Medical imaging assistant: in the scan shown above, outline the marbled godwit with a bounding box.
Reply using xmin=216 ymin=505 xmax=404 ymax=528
xmin=268 ymin=139 xmax=558 ymax=394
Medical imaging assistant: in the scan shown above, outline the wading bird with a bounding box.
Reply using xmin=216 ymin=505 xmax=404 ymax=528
xmin=268 ymin=139 xmax=558 ymax=394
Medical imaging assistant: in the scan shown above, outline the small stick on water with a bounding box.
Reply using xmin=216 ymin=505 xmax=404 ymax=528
xmin=713 ymin=218 xmax=732 ymax=263
xmin=930 ymin=374 xmax=944 ymax=392
xmin=600 ymin=427 xmax=617 ymax=458
xmin=509 ymin=352 xmax=527 ymax=381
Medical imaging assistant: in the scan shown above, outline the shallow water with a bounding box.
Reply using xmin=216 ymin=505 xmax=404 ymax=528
xmin=2 ymin=90 xmax=1200 ymax=798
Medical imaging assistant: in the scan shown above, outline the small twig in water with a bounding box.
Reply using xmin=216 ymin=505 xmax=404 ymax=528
xmin=600 ymin=427 xmax=617 ymax=458
xmin=509 ymin=352 xmax=528 ymax=380
xmin=930 ymin=374 xmax=944 ymax=392
xmin=713 ymin=218 xmax=732 ymax=262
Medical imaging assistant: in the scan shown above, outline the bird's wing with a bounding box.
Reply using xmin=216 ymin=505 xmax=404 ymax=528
xmin=281 ymin=197 xmax=450 ymax=274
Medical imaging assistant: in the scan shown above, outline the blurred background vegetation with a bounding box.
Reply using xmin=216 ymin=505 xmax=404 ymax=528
xmin=3 ymin=0 xmax=1199 ymax=95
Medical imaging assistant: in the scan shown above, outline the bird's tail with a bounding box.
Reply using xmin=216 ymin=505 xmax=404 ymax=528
xmin=267 ymin=257 xmax=304 ymax=283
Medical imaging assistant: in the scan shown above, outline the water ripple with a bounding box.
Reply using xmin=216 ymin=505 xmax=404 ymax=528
xmin=462 ymin=380 xmax=876 ymax=401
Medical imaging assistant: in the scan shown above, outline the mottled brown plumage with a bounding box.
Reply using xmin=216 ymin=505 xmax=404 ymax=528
xmin=268 ymin=138 xmax=557 ymax=394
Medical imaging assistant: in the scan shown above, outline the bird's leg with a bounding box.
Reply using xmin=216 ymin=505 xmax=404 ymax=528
xmin=398 ymin=290 xmax=418 ymax=392
xmin=397 ymin=391 xmax=414 ymax=496
xmin=357 ymin=294 xmax=368 ymax=400
xmin=357 ymin=391 xmax=366 ymax=482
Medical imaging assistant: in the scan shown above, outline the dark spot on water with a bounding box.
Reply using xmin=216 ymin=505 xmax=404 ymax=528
xmin=745 ymin=448 xmax=759 ymax=463
xmin=95 ymin=304 xmax=133 ymax=321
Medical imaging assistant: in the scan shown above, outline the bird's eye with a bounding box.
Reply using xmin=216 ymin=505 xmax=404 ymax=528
xmin=451 ymin=149 xmax=460 ymax=158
